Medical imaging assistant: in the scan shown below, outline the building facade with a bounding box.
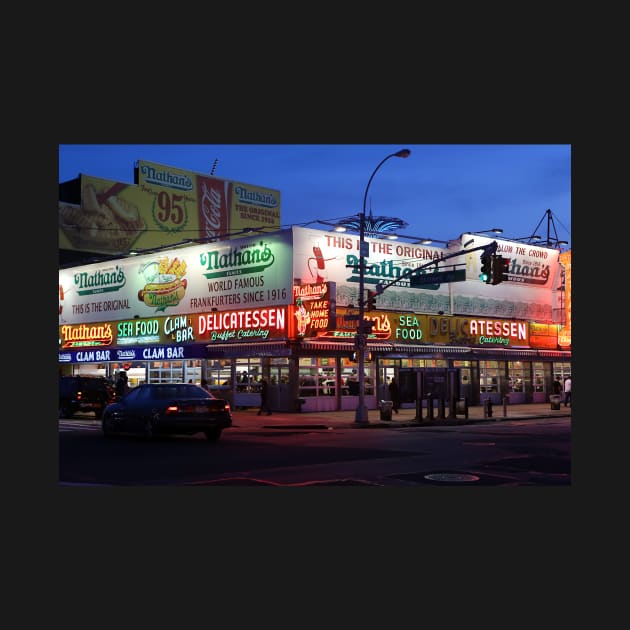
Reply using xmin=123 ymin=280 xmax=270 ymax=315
xmin=59 ymin=226 xmax=571 ymax=412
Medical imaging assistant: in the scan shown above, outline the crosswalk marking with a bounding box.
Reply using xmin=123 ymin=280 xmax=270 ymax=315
xmin=59 ymin=421 xmax=101 ymax=432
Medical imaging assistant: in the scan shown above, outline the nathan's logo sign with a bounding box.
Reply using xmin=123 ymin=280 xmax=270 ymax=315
xmin=293 ymin=283 xmax=328 ymax=302
xmin=139 ymin=164 xmax=194 ymax=191
xmin=233 ymin=185 xmax=279 ymax=209
xmin=199 ymin=240 xmax=275 ymax=279
xmin=322 ymin=312 xmax=392 ymax=340
xmin=73 ymin=265 xmax=126 ymax=296
xmin=117 ymin=349 xmax=137 ymax=360
xmin=345 ymin=252 xmax=442 ymax=291
xmin=496 ymin=243 xmax=552 ymax=286
xmin=60 ymin=323 xmax=113 ymax=348
xmin=290 ymin=282 xmax=336 ymax=338
xmin=138 ymin=256 xmax=188 ymax=312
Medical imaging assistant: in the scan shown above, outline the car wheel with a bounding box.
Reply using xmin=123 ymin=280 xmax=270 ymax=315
xmin=204 ymin=428 xmax=222 ymax=441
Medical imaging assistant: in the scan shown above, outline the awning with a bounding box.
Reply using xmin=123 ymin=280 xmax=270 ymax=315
xmin=537 ymin=350 xmax=571 ymax=358
xmin=205 ymin=341 xmax=291 ymax=357
xmin=472 ymin=347 xmax=539 ymax=358
xmin=203 ymin=340 xmax=571 ymax=360
xmin=297 ymin=340 xmax=394 ymax=353
xmin=471 ymin=347 xmax=573 ymax=360
xmin=388 ymin=344 xmax=472 ymax=354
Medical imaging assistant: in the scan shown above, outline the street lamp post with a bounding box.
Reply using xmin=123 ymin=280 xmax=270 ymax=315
xmin=355 ymin=148 xmax=411 ymax=424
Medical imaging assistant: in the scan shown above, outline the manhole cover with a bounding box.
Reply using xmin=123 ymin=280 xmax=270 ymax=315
xmin=424 ymin=473 xmax=480 ymax=483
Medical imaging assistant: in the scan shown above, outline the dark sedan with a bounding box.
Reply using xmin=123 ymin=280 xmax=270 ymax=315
xmin=102 ymin=383 xmax=232 ymax=441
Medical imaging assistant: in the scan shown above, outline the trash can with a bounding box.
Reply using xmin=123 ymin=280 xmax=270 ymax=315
xmin=550 ymin=395 xmax=561 ymax=410
xmin=456 ymin=397 xmax=469 ymax=419
xmin=379 ymin=400 xmax=393 ymax=421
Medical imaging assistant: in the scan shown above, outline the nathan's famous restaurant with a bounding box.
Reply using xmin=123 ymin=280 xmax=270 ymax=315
xmin=59 ymin=160 xmax=572 ymax=413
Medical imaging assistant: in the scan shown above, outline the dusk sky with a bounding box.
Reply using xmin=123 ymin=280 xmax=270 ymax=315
xmin=58 ymin=144 xmax=571 ymax=247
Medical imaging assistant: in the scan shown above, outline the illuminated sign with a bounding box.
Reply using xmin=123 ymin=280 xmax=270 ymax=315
xmin=558 ymin=251 xmax=571 ymax=347
xmin=59 ymin=323 xmax=114 ymax=348
xmin=529 ymin=322 xmax=559 ymax=350
xmin=468 ymin=319 xmax=528 ymax=346
xmin=393 ymin=314 xmax=423 ymax=341
xmin=318 ymin=310 xmax=392 ymax=340
xmin=61 ymin=314 xmax=198 ymax=350
xmin=197 ymin=307 xmax=288 ymax=342
xmin=137 ymin=255 xmax=188 ymax=312
xmin=59 ymin=344 xmax=209 ymax=363
xmin=289 ymin=282 xmax=336 ymax=338
xmin=324 ymin=310 xmax=530 ymax=347
xmin=117 ymin=318 xmax=161 ymax=344
xmin=73 ymin=349 xmax=113 ymax=362
xmin=59 ymin=230 xmax=294 ymax=326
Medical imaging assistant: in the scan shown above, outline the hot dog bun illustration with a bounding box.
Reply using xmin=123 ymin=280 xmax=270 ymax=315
xmin=138 ymin=257 xmax=188 ymax=310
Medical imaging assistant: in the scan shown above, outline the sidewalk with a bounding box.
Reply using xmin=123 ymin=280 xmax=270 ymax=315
xmin=231 ymin=401 xmax=572 ymax=430
xmin=65 ymin=402 xmax=571 ymax=430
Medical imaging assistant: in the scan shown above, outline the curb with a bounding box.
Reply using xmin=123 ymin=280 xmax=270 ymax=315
xmin=254 ymin=412 xmax=571 ymax=430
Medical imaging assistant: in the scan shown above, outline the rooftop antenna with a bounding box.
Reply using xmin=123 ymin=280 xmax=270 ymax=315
xmin=210 ymin=158 xmax=219 ymax=176
xmin=528 ymin=208 xmax=569 ymax=248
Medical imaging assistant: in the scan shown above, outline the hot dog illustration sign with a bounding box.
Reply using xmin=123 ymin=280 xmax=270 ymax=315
xmin=138 ymin=256 xmax=188 ymax=312
xmin=59 ymin=230 xmax=294 ymax=326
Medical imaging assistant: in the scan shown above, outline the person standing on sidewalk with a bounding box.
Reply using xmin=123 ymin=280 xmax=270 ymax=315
xmin=553 ymin=377 xmax=562 ymax=396
xmin=563 ymin=376 xmax=572 ymax=407
xmin=257 ymin=377 xmax=272 ymax=416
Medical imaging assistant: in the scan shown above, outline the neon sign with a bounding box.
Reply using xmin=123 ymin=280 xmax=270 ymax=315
xmin=197 ymin=307 xmax=287 ymax=342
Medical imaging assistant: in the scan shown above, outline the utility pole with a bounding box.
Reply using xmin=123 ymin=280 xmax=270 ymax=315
xmin=355 ymin=149 xmax=410 ymax=424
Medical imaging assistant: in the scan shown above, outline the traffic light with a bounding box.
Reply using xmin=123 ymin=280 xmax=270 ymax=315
xmin=366 ymin=289 xmax=377 ymax=310
xmin=479 ymin=252 xmax=492 ymax=284
xmin=360 ymin=319 xmax=376 ymax=335
xmin=491 ymin=255 xmax=509 ymax=285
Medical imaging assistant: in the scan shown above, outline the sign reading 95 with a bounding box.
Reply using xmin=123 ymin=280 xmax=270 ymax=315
xmin=152 ymin=191 xmax=191 ymax=235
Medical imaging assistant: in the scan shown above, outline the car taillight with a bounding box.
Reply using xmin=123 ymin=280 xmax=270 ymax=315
xmin=224 ymin=403 xmax=231 ymax=412
xmin=166 ymin=405 xmax=179 ymax=414
xmin=77 ymin=390 xmax=83 ymax=400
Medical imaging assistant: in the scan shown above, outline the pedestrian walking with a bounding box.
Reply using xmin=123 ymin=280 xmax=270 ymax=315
xmin=388 ymin=377 xmax=400 ymax=414
xmin=115 ymin=370 xmax=129 ymax=399
xmin=257 ymin=377 xmax=272 ymax=415
xmin=563 ymin=376 xmax=572 ymax=407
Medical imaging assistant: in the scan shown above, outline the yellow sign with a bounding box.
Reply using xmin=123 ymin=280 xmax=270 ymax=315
xmin=60 ymin=161 xmax=282 ymax=255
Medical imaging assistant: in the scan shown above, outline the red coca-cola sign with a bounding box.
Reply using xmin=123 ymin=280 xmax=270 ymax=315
xmin=197 ymin=176 xmax=230 ymax=240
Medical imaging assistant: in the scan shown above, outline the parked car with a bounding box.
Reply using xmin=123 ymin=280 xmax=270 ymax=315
xmin=59 ymin=375 xmax=115 ymax=419
xmin=101 ymin=383 xmax=232 ymax=441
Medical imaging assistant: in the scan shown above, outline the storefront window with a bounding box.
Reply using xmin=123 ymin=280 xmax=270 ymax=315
xmin=236 ymin=358 xmax=262 ymax=391
xmin=533 ymin=362 xmax=545 ymax=392
xmin=206 ymin=359 xmax=233 ymax=388
xmin=479 ymin=360 xmax=500 ymax=393
xmin=299 ymin=357 xmax=339 ymax=396
xmin=508 ymin=361 xmax=525 ymax=393
xmin=184 ymin=360 xmax=202 ymax=384
xmin=553 ymin=362 xmax=571 ymax=382
xmin=269 ymin=357 xmax=290 ymax=385
xmin=148 ymin=360 xmax=184 ymax=384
